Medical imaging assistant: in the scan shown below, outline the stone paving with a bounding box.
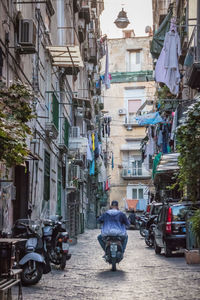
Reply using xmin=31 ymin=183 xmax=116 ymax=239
xmin=17 ymin=229 xmax=200 ymax=300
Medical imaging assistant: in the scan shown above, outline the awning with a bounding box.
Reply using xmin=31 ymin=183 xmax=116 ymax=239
xmin=126 ymin=199 xmax=138 ymax=211
xmin=156 ymin=153 xmax=180 ymax=173
xmin=46 ymin=45 xmax=84 ymax=68
xmin=154 ymin=153 xmax=180 ymax=183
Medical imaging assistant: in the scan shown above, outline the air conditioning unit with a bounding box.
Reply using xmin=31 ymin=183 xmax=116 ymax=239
xmin=70 ymin=126 xmax=80 ymax=138
xmin=75 ymin=107 xmax=84 ymax=118
xmin=118 ymin=108 xmax=126 ymax=115
xmin=18 ymin=19 xmax=36 ymax=54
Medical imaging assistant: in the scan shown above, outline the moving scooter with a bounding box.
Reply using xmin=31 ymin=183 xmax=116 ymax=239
xmin=103 ymin=236 xmax=123 ymax=271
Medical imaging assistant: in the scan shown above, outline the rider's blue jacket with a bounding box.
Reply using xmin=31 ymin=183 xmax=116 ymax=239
xmin=98 ymin=209 xmax=130 ymax=237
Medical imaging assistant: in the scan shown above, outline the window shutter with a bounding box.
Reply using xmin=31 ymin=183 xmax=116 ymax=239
xmin=44 ymin=151 xmax=50 ymax=201
xmin=64 ymin=118 xmax=70 ymax=147
xmin=52 ymin=93 xmax=59 ymax=130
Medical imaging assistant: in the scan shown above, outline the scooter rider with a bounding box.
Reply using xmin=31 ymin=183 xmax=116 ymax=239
xmin=97 ymin=200 xmax=130 ymax=255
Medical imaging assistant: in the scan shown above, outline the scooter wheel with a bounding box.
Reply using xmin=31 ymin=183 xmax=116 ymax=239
xmin=111 ymin=258 xmax=116 ymax=272
xmin=60 ymin=254 xmax=67 ymax=270
xmin=21 ymin=262 xmax=43 ymax=286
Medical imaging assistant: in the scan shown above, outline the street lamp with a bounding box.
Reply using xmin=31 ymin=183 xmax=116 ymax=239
xmin=114 ymin=8 xmax=130 ymax=29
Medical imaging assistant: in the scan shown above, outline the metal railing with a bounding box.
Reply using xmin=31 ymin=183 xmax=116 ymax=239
xmin=122 ymin=167 xmax=151 ymax=178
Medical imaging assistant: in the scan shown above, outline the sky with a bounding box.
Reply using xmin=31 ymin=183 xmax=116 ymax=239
xmin=100 ymin=0 xmax=153 ymax=38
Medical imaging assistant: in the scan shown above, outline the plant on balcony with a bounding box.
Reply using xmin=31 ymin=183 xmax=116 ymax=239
xmin=176 ymin=101 xmax=200 ymax=202
xmin=0 ymin=83 xmax=35 ymax=167
xmin=156 ymin=85 xmax=175 ymax=111
xmin=72 ymin=177 xmax=79 ymax=188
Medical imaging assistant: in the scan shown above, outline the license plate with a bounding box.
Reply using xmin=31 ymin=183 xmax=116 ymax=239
xmin=110 ymin=244 xmax=117 ymax=251
xmin=62 ymin=243 xmax=69 ymax=251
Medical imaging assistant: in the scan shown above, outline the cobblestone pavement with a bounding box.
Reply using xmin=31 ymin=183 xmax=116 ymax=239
xmin=18 ymin=229 xmax=200 ymax=300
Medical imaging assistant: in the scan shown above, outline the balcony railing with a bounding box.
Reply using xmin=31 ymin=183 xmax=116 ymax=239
xmin=69 ymin=127 xmax=88 ymax=152
xmin=185 ymin=25 xmax=200 ymax=89
xmin=122 ymin=167 xmax=151 ymax=179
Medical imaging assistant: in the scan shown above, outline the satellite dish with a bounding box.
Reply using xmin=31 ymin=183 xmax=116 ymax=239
xmin=145 ymin=26 xmax=152 ymax=35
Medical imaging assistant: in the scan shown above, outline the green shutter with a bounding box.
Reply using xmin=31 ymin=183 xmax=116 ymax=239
xmin=64 ymin=118 xmax=70 ymax=147
xmin=52 ymin=94 xmax=59 ymax=130
xmin=44 ymin=151 xmax=50 ymax=202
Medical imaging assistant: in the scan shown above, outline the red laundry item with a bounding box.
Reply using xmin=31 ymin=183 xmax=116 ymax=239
xmin=105 ymin=180 xmax=110 ymax=191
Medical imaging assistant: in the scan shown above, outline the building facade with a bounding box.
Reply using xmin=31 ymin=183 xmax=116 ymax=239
xmin=102 ymin=30 xmax=155 ymax=211
xmin=0 ymin=0 xmax=106 ymax=238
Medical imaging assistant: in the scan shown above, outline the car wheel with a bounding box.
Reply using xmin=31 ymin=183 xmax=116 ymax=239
xmin=154 ymin=240 xmax=161 ymax=255
xmin=164 ymin=241 xmax=172 ymax=257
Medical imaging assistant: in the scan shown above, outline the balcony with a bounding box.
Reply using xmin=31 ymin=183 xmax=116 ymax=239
xmin=45 ymin=92 xmax=59 ymax=139
xmin=88 ymin=33 xmax=97 ymax=64
xmin=186 ymin=26 xmax=200 ymax=89
xmin=46 ymin=45 xmax=83 ymax=75
xmin=122 ymin=167 xmax=151 ymax=179
xmin=124 ymin=114 xmax=140 ymax=130
xmin=69 ymin=126 xmax=88 ymax=153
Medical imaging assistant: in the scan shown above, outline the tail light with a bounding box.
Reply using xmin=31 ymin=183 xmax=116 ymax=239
xmin=166 ymin=207 xmax=172 ymax=234
xmin=62 ymin=236 xmax=69 ymax=242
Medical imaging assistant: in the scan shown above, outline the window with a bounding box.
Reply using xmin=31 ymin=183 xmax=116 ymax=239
xmin=128 ymin=99 xmax=142 ymax=114
xmin=126 ymin=50 xmax=141 ymax=72
xmin=138 ymin=189 xmax=144 ymax=199
xmin=132 ymin=189 xmax=137 ymax=199
xmin=132 ymin=188 xmax=144 ymax=199
xmin=132 ymin=160 xmax=142 ymax=176
xmin=52 ymin=93 xmax=59 ymax=130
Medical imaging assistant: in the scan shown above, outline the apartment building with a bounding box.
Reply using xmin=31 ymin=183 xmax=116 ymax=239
xmin=0 ymin=0 xmax=105 ymax=238
xmin=102 ymin=29 xmax=155 ymax=211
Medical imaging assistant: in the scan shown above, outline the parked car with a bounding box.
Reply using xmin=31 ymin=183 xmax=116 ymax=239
xmin=154 ymin=200 xmax=200 ymax=257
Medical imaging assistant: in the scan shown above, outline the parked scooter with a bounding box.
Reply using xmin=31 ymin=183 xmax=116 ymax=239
xmin=138 ymin=213 xmax=149 ymax=237
xmin=12 ymin=219 xmax=51 ymax=286
xmin=103 ymin=236 xmax=123 ymax=271
xmin=42 ymin=215 xmax=71 ymax=270
xmin=144 ymin=215 xmax=157 ymax=248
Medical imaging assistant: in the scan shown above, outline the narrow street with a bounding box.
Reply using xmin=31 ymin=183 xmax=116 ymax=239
xmin=20 ymin=229 xmax=200 ymax=300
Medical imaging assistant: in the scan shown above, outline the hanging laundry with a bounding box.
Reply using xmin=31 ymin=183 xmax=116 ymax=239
xmin=111 ymin=152 xmax=114 ymax=170
xmin=94 ymin=132 xmax=100 ymax=159
xmin=102 ymin=123 xmax=105 ymax=137
xmin=105 ymin=179 xmax=110 ymax=191
xmin=136 ymin=112 xmax=163 ymax=125
xmin=92 ymin=133 xmax=95 ymax=151
xmin=155 ymin=18 xmax=181 ymax=95
xmin=86 ymin=141 xmax=93 ymax=161
xmin=89 ymin=159 xmax=95 ymax=176
xmin=88 ymin=134 xmax=92 ymax=150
